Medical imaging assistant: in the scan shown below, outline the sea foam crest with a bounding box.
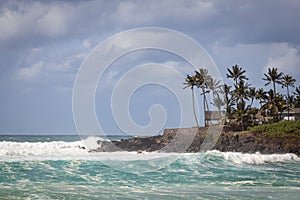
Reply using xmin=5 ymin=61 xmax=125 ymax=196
xmin=207 ymin=150 xmax=300 ymax=164
xmin=0 ymin=136 xmax=111 ymax=158
xmin=0 ymin=140 xmax=87 ymax=157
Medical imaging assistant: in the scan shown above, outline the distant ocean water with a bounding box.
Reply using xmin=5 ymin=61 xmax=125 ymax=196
xmin=0 ymin=135 xmax=299 ymax=199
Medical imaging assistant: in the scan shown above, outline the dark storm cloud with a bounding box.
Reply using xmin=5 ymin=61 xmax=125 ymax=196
xmin=2 ymin=0 xmax=300 ymax=48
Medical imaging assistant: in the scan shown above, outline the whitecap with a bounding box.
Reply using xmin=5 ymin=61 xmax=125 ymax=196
xmin=206 ymin=150 xmax=300 ymax=164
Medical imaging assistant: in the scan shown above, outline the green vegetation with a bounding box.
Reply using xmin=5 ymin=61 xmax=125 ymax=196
xmin=249 ymin=120 xmax=300 ymax=137
xmin=184 ymin=66 xmax=300 ymax=131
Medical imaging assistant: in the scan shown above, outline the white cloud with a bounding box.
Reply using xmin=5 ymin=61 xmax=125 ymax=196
xmin=0 ymin=1 xmax=83 ymax=40
xmin=36 ymin=4 xmax=69 ymax=37
xmin=25 ymin=47 xmax=43 ymax=63
xmin=265 ymin=43 xmax=300 ymax=78
xmin=0 ymin=4 xmax=43 ymax=40
xmin=16 ymin=61 xmax=44 ymax=81
xmin=210 ymin=42 xmax=300 ymax=88
xmin=44 ymin=52 xmax=86 ymax=73
xmin=82 ymin=39 xmax=91 ymax=49
xmin=114 ymin=0 xmax=217 ymax=25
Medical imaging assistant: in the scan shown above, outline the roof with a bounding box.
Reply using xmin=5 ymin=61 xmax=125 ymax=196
xmin=282 ymin=108 xmax=300 ymax=114
xmin=205 ymin=111 xmax=221 ymax=120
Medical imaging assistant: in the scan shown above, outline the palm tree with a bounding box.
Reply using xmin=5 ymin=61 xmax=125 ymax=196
xmin=211 ymin=95 xmax=225 ymax=113
xmin=195 ymin=68 xmax=212 ymax=126
xmin=294 ymin=86 xmax=300 ymax=107
xmin=282 ymin=74 xmax=296 ymax=120
xmin=208 ymin=78 xmax=224 ymax=123
xmin=248 ymin=87 xmax=256 ymax=124
xmin=221 ymin=84 xmax=235 ymax=124
xmin=248 ymin=87 xmax=256 ymax=109
xmin=226 ymin=65 xmax=248 ymax=86
xmin=233 ymin=81 xmax=250 ymax=130
xmin=294 ymin=86 xmax=300 ymax=96
xmin=256 ymin=88 xmax=268 ymax=108
xmin=287 ymin=95 xmax=295 ymax=109
xmin=263 ymin=67 xmax=283 ymax=120
xmin=226 ymin=65 xmax=249 ymax=127
xmin=260 ymin=89 xmax=280 ymax=122
xmin=234 ymin=101 xmax=248 ymax=131
xmin=233 ymin=80 xmax=250 ymax=106
xmin=256 ymin=88 xmax=268 ymax=122
xmin=208 ymin=78 xmax=222 ymax=98
xmin=184 ymin=74 xmax=200 ymax=130
xmin=263 ymin=67 xmax=283 ymax=96
xmin=276 ymin=93 xmax=288 ymax=120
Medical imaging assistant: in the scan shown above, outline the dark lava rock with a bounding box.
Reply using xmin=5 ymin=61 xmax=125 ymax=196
xmin=89 ymin=126 xmax=300 ymax=156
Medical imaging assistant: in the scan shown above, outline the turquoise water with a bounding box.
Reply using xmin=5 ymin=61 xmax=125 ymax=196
xmin=0 ymin=135 xmax=299 ymax=199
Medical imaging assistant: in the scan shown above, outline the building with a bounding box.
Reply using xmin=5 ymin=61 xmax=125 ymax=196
xmin=205 ymin=111 xmax=222 ymax=124
xmin=281 ymin=108 xmax=300 ymax=121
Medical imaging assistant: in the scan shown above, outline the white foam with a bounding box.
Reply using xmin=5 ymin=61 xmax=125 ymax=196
xmin=207 ymin=150 xmax=300 ymax=164
xmin=0 ymin=136 xmax=112 ymax=159
xmin=81 ymin=136 xmax=108 ymax=150
xmin=1 ymin=138 xmax=299 ymax=164
xmin=0 ymin=138 xmax=178 ymax=162
xmin=0 ymin=140 xmax=88 ymax=156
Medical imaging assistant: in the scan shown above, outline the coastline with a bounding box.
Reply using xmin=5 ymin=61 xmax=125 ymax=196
xmin=92 ymin=125 xmax=300 ymax=156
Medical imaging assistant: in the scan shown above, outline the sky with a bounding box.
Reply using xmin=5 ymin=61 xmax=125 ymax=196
xmin=0 ymin=0 xmax=300 ymax=135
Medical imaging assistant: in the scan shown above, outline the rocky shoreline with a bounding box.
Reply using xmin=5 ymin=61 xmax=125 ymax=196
xmin=91 ymin=126 xmax=300 ymax=156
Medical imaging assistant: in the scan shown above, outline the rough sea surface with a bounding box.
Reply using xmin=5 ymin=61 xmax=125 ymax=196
xmin=0 ymin=135 xmax=299 ymax=200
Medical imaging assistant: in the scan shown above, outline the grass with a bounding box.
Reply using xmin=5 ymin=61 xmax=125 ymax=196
xmin=249 ymin=120 xmax=300 ymax=137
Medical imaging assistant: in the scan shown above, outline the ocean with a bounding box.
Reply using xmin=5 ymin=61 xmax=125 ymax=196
xmin=0 ymin=135 xmax=299 ymax=200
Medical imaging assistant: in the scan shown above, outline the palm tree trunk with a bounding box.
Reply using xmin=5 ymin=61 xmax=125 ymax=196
xmin=287 ymin=86 xmax=290 ymax=121
xmin=192 ymin=88 xmax=200 ymax=130
xmin=241 ymin=116 xmax=244 ymax=131
xmin=273 ymin=81 xmax=278 ymax=121
xmin=259 ymin=102 xmax=266 ymax=123
xmin=202 ymin=89 xmax=207 ymax=126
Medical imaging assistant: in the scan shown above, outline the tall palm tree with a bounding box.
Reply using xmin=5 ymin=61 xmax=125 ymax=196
xmin=195 ymin=68 xmax=212 ymax=126
xmin=282 ymin=74 xmax=296 ymax=120
xmin=226 ymin=65 xmax=249 ymax=127
xmin=183 ymin=74 xmax=200 ymax=130
xmin=263 ymin=67 xmax=283 ymax=96
xmin=226 ymin=65 xmax=248 ymax=86
xmin=263 ymin=67 xmax=283 ymax=120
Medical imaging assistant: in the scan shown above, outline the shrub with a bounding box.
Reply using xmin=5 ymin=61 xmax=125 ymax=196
xmin=249 ymin=120 xmax=300 ymax=137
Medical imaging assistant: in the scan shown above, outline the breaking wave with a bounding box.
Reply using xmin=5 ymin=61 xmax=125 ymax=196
xmin=0 ymin=137 xmax=299 ymax=165
xmin=207 ymin=150 xmax=300 ymax=164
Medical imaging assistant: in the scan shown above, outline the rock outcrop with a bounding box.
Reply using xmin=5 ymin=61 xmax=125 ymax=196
xmin=92 ymin=126 xmax=300 ymax=155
